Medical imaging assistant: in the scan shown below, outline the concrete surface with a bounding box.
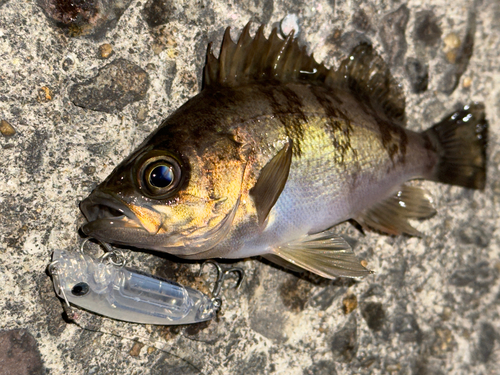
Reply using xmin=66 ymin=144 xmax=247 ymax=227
xmin=0 ymin=0 xmax=499 ymax=374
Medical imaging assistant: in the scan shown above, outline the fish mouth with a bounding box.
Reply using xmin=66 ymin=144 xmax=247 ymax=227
xmin=80 ymin=191 xmax=144 ymax=237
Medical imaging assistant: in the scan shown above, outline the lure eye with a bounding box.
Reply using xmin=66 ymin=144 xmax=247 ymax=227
xmin=71 ymin=282 xmax=90 ymax=296
xmin=139 ymin=155 xmax=182 ymax=197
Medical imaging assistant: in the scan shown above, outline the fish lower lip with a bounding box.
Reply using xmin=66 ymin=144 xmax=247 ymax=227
xmin=80 ymin=191 xmax=142 ymax=234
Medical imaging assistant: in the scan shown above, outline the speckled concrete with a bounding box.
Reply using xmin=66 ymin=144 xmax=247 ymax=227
xmin=1 ymin=0 xmax=499 ymax=374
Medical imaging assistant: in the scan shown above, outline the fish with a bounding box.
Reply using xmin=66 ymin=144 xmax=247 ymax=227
xmin=48 ymin=248 xmax=218 ymax=324
xmin=80 ymin=23 xmax=488 ymax=279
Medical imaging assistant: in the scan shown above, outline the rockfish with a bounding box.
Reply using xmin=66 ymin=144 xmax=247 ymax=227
xmin=80 ymin=24 xmax=488 ymax=279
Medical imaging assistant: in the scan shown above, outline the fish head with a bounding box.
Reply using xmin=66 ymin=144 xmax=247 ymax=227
xmin=80 ymin=122 xmax=250 ymax=256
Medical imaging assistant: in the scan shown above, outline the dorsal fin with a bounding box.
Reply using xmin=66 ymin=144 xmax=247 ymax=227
xmin=203 ymin=23 xmax=329 ymax=89
xmin=202 ymin=23 xmax=406 ymax=124
xmin=327 ymin=43 xmax=406 ymax=124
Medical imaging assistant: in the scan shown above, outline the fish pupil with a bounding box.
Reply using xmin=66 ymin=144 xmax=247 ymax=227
xmin=149 ymin=164 xmax=174 ymax=188
xmin=71 ymin=282 xmax=90 ymax=296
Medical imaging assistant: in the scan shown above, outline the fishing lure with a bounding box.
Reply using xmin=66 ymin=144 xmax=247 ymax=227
xmin=48 ymin=240 xmax=243 ymax=325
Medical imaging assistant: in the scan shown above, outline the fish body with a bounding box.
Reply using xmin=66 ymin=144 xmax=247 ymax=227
xmin=81 ymin=24 xmax=487 ymax=279
xmin=49 ymin=249 xmax=216 ymax=324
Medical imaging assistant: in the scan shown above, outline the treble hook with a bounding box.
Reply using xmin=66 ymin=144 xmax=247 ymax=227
xmin=79 ymin=238 xmax=126 ymax=267
xmin=198 ymin=260 xmax=245 ymax=311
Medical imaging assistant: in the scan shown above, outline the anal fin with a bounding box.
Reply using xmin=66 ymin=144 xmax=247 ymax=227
xmin=272 ymin=232 xmax=371 ymax=279
xmin=355 ymin=185 xmax=436 ymax=236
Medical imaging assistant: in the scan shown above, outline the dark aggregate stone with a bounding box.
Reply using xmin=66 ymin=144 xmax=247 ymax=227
xmin=411 ymin=357 xmax=445 ymax=375
xmin=352 ymin=9 xmax=372 ymax=33
xmin=331 ymin=315 xmax=358 ymax=362
xmin=449 ymin=261 xmax=495 ymax=293
xmin=393 ymin=313 xmax=421 ymax=343
xmin=82 ymin=165 xmax=96 ymax=175
xmin=303 ymin=360 xmax=337 ymax=375
xmin=361 ymin=302 xmax=385 ymax=332
xmin=150 ymin=352 xmax=202 ymax=375
xmin=457 ymin=224 xmax=492 ymax=248
xmin=37 ymin=0 xmax=133 ymax=39
xmin=69 ymin=58 xmax=150 ymax=113
xmin=248 ymin=268 xmax=288 ymax=342
xmin=309 ymin=284 xmax=346 ymax=311
xmin=405 ymin=57 xmax=429 ymax=93
xmin=38 ymin=0 xmax=98 ymax=24
xmin=142 ymin=0 xmax=174 ymax=28
xmin=24 ymin=130 xmax=48 ymax=175
xmin=379 ymin=5 xmax=410 ymax=66
xmin=329 ymin=29 xmax=371 ymax=54
xmin=0 ymin=329 xmax=44 ymax=375
xmin=233 ymin=352 xmax=268 ymax=375
xmin=86 ymin=141 xmax=115 ymax=156
xmin=37 ymin=275 xmax=68 ymax=337
xmin=164 ymin=60 xmax=177 ymax=96
xmin=414 ymin=10 xmax=442 ymax=46
xmin=237 ymin=0 xmax=274 ymax=25
xmin=362 ymin=284 xmax=384 ymax=299
xmin=475 ymin=322 xmax=497 ymax=363
xmin=439 ymin=11 xmax=475 ymax=94
xmin=62 ymin=56 xmax=75 ymax=71
xmin=279 ymin=274 xmax=313 ymax=312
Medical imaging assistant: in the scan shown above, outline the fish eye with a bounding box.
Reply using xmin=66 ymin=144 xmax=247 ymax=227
xmin=140 ymin=155 xmax=182 ymax=197
xmin=71 ymin=282 xmax=90 ymax=296
xmin=149 ymin=164 xmax=174 ymax=188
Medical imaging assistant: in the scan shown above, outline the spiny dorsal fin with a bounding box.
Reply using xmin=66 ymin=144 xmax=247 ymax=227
xmin=203 ymin=24 xmax=406 ymax=125
xmin=203 ymin=23 xmax=328 ymax=89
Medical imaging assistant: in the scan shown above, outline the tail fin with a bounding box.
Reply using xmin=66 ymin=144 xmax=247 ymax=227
xmin=424 ymin=103 xmax=488 ymax=190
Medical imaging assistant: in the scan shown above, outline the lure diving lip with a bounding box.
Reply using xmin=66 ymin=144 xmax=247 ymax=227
xmin=48 ymin=241 xmax=243 ymax=325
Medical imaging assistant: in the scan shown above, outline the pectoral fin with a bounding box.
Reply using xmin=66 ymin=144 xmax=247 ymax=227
xmin=355 ymin=185 xmax=436 ymax=236
xmin=271 ymin=232 xmax=371 ymax=279
xmin=250 ymin=140 xmax=293 ymax=226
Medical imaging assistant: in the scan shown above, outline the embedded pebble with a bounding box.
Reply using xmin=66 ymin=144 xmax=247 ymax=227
xmin=463 ymin=76 xmax=472 ymax=88
xmin=38 ymin=0 xmax=133 ymax=38
xmin=280 ymin=14 xmax=299 ymax=37
xmin=69 ymin=58 xmax=150 ymax=113
xmin=36 ymin=86 xmax=53 ymax=102
xmin=98 ymin=43 xmax=113 ymax=59
xmin=440 ymin=12 xmax=475 ymax=94
xmin=342 ymin=293 xmax=357 ymax=314
xmin=129 ymin=341 xmax=144 ymax=357
xmin=0 ymin=120 xmax=16 ymax=137
xmin=431 ymin=327 xmax=454 ymax=355
xmin=444 ymin=33 xmax=461 ymax=50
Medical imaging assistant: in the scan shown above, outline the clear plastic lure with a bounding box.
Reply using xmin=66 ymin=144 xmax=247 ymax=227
xmin=48 ymin=241 xmax=243 ymax=325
